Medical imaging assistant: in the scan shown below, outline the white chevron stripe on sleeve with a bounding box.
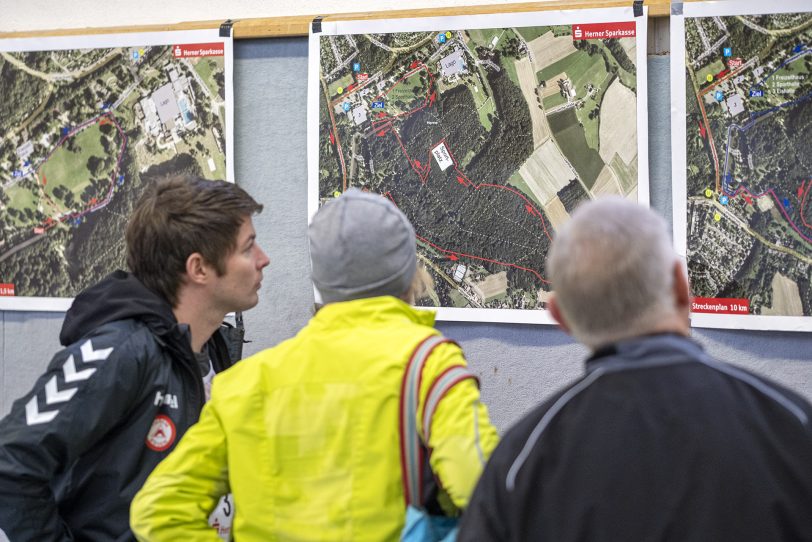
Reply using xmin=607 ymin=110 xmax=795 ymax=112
xmin=44 ymin=375 xmax=78 ymax=405
xmin=80 ymin=340 xmax=114 ymax=362
xmin=24 ymin=342 xmax=115 ymax=426
xmin=25 ymin=396 xmax=58 ymax=426
xmin=62 ymin=354 xmax=96 ymax=383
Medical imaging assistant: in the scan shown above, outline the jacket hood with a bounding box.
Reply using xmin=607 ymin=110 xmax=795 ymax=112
xmin=60 ymin=270 xmax=178 ymax=346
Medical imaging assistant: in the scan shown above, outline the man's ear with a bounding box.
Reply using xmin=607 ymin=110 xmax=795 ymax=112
xmin=548 ymin=294 xmax=571 ymax=335
xmin=673 ymin=259 xmax=691 ymax=313
xmin=184 ymin=252 xmax=210 ymax=286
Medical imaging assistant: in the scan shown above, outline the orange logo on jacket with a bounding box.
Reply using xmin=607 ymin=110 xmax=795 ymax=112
xmin=145 ymin=415 xmax=176 ymax=451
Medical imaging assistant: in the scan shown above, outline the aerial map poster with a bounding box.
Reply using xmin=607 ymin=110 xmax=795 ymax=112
xmin=671 ymin=0 xmax=812 ymax=331
xmin=308 ymin=7 xmax=649 ymax=324
xmin=0 ymin=29 xmax=233 ymax=311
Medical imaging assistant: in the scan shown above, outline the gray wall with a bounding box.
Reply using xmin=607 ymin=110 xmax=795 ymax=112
xmin=2 ymin=39 xmax=811 ymax=432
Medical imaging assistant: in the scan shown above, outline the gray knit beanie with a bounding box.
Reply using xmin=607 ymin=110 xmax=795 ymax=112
xmin=309 ymin=188 xmax=417 ymax=303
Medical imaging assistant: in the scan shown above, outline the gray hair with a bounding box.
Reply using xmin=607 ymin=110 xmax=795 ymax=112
xmin=547 ymin=196 xmax=678 ymax=349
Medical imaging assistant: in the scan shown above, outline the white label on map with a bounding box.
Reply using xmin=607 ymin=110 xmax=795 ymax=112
xmin=431 ymin=142 xmax=454 ymax=171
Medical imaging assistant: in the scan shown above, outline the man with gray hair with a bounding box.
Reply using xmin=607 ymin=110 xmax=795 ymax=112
xmin=458 ymin=196 xmax=812 ymax=542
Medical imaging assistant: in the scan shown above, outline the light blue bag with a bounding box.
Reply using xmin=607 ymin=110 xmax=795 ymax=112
xmin=398 ymin=335 xmax=476 ymax=542
xmin=401 ymin=505 xmax=457 ymax=542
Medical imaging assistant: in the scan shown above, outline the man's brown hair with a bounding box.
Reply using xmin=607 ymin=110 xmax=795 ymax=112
xmin=126 ymin=175 xmax=263 ymax=306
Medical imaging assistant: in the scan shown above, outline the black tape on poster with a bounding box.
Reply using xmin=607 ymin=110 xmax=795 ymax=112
xmin=219 ymin=19 xmax=234 ymax=38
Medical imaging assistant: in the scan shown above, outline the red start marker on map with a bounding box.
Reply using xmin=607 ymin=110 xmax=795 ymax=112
xmin=692 ymin=297 xmax=750 ymax=315
xmin=571 ymin=21 xmax=636 ymax=40
xmin=728 ymin=57 xmax=743 ymax=69
xmin=172 ymin=42 xmax=225 ymax=58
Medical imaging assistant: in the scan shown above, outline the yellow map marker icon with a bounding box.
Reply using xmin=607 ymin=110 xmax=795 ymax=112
xmin=706 ymin=74 xmax=714 ymax=82
xmin=337 ymin=87 xmax=344 ymax=94
xmin=704 ymin=188 xmax=713 ymax=198
xmin=713 ymin=212 xmax=722 ymax=222
xmin=333 ymin=191 xmax=341 ymax=198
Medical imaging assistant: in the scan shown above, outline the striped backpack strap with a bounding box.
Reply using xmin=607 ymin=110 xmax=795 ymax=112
xmin=398 ymin=334 xmax=478 ymax=508
xmin=422 ymin=365 xmax=479 ymax=445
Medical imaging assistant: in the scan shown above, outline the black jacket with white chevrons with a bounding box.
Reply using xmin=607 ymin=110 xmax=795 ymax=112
xmin=0 ymin=271 xmax=234 ymax=541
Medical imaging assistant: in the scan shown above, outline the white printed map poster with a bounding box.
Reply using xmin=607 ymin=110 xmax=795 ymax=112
xmin=308 ymin=7 xmax=649 ymax=323
xmin=0 ymin=29 xmax=233 ymax=311
xmin=671 ymin=0 xmax=812 ymax=331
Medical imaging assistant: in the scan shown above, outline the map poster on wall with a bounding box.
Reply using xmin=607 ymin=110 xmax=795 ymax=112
xmin=0 ymin=29 xmax=234 ymax=311
xmin=308 ymin=7 xmax=649 ymax=324
xmin=671 ymin=0 xmax=812 ymax=331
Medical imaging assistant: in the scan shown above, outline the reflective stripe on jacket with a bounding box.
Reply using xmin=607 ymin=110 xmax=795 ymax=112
xmin=131 ymin=296 xmax=499 ymax=541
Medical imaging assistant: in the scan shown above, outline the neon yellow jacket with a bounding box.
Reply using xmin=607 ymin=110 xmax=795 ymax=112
xmin=131 ymin=296 xmax=499 ymax=541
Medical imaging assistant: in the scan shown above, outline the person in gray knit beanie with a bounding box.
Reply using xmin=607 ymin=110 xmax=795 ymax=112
xmin=309 ymin=188 xmax=418 ymax=303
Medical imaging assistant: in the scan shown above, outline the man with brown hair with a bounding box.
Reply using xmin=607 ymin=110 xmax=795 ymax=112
xmin=0 ymin=175 xmax=269 ymax=541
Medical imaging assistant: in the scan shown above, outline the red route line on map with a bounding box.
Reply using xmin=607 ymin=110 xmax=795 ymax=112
xmin=383 ymin=131 xmax=553 ymax=284
xmin=351 ymin=59 xmax=552 ymax=284
xmin=35 ymin=112 xmax=127 ymax=232
xmin=386 ymin=191 xmax=551 ymax=285
xmin=802 ymin=179 xmax=812 ymax=231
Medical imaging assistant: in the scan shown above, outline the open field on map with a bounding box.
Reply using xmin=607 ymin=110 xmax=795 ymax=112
xmin=528 ymin=31 xmax=577 ymax=72
xmin=470 ymin=271 xmax=508 ymax=302
xmin=536 ymin=49 xmax=600 ymax=91
xmin=514 ymin=57 xmax=549 ymax=146
xmin=448 ymin=289 xmax=469 ymax=308
xmin=610 ymin=152 xmax=637 ymax=195
xmin=548 ymin=108 xmax=604 ymax=189
xmin=468 ymin=82 xmax=495 ymax=131
xmin=591 ymin=163 xmax=622 ymax=197
xmin=536 ymin=48 xmax=612 ymax=150
xmin=598 ymin=40 xmax=637 ymax=91
xmin=6 ymin=181 xmax=38 ymax=225
xmin=541 ymin=71 xmax=568 ymax=99
xmin=516 ymin=26 xmax=549 ymax=43
xmin=467 ymin=28 xmax=504 ymax=49
xmin=388 ymin=71 xmax=429 ymax=111
xmin=192 ymin=58 xmax=224 ymax=98
xmin=544 ymin=196 xmax=570 ymax=230
xmin=578 ymin=71 xmax=614 ymax=151
xmin=695 ymin=59 xmax=726 ymax=89
xmin=42 ymin=124 xmax=103 ymax=186
xmin=621 ymin=38 xmax=637 ymax=61
xmin=542 ymin=92 xmax=568 ymax=110
xmin=518 ymin=138 xmax=573 ymax=204
xmin=599 ymin=78 xmax=637 ymax=165
xmin=507 ymin=170 xmax=542 ymax=208
xmin=762 ymin=273 xmax=804 ymax=316
xmin=328 ymin=73 xmax=354 ymax=97
xmin=176 ymin=129 xmax=226 ymax=180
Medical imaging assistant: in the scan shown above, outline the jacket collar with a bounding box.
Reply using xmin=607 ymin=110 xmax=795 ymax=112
xmin=311 ymin=296 xmax=436 ymax=328
xmin=585 ymin=333 xmax=704 ymax=373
